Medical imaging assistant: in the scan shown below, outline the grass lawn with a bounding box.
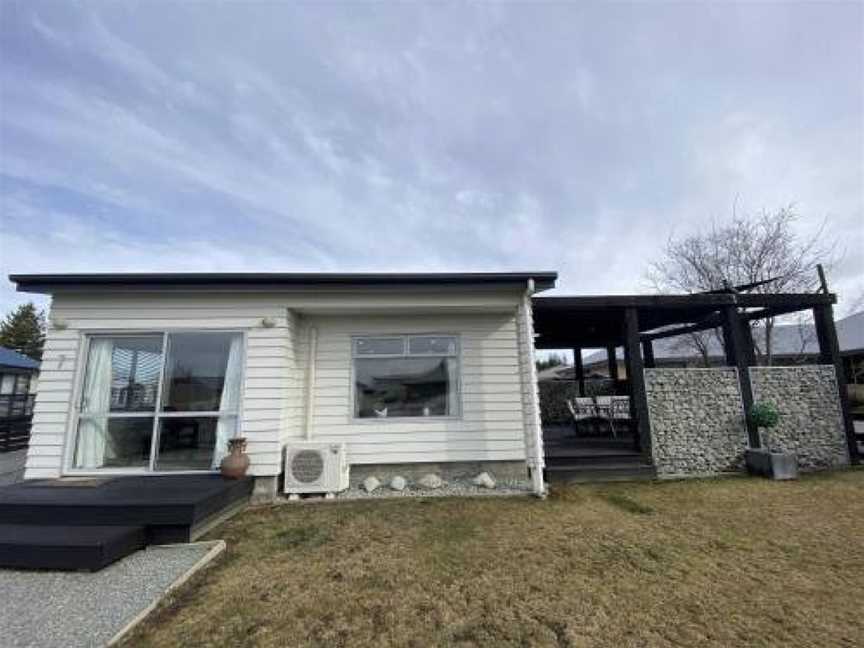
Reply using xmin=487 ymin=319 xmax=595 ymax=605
xmin=125 ymin=470 xmax=864 ymax=647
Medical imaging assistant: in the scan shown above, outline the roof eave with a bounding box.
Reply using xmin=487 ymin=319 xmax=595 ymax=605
xmin=9 ymin=271 xmax=558 ymax=295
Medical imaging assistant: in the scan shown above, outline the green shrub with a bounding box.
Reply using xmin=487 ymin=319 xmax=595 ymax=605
xmin=750 ymin=402 xmax=779 ymax=428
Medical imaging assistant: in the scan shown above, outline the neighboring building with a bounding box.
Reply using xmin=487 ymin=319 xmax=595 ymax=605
xmin=9 ymin=272 xmax=555 ymax=499
xmin=0 ymin=346 xmax=39 ymax=484
xmin=837 ymin=311 xmax=864 ymax=385
xmin=0 ymin=346 xmax=39 ymax=419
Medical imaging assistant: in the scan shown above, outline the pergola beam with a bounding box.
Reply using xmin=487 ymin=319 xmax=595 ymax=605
xmin=533 ymin=292 xmax=835 ymax=313
xmin=732 ymin=292 xmax=835 ymax=308
xmin=640 ymin=316 xmax=723 ymax=342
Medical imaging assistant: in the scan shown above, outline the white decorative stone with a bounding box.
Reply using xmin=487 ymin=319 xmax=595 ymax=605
xmin=473 ymin=472 xmax=496 ymax=489
xmin=418 ymin=473 xmax=443 ymax=489
xmin=361 ymin=476 xmax=381 ymax=493
xmin=389 ymin=475 xmax=407 ymax=491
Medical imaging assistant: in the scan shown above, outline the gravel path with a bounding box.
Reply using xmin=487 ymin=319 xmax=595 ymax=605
xmin=0 ymin=543 xmax=216 ymax=648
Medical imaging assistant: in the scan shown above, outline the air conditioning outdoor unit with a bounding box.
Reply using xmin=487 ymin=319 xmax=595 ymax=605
xmin=283 ymin=442 xmax=349 ymax=496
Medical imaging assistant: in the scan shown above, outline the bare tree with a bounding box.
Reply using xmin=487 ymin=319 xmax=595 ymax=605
xmin=647 ymin=206 xmax=836 ymax=365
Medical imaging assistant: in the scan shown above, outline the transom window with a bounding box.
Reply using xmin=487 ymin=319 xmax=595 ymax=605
xmin=352 ymin=335 xmax=460 ymax=419
xmin=72 ymin=332 xmax=243 ymax=472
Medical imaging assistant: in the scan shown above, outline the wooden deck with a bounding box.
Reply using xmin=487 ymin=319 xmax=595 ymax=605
xmin=0 ymin=474 xmax=252 ymax=570
xmin=543 ymin=424 xmax=655 ymax=482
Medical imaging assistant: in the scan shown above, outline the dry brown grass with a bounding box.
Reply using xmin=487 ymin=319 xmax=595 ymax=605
xmin=125 ymin=470 xmax=864 ymax=647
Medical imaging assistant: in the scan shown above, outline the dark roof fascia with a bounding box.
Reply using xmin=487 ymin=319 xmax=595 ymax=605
xmin=10 ymin=272 xmax=558 ymax=294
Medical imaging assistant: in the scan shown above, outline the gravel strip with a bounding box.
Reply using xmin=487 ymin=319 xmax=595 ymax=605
xmin=0 ymin=543 xmax=214 ymax=648
xmin=336 ymin=479 xmax=534 ymax=500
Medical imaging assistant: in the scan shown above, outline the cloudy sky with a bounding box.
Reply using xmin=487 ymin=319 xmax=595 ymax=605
xmin=1 ymin=1 xmax=862 ymax=315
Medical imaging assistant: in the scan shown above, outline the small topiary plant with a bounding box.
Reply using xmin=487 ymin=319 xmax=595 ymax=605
xmin=750 ymin=402 xmax=780 ymax=450
xmin=749 ymin=402 xmax=779 ymax=429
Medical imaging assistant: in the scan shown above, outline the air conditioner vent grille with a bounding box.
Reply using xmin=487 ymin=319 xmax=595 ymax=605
xmin=291 ymin=450 xmax=325 ymax=483
xmin=283 ymin=442 xmax=349 ymax=495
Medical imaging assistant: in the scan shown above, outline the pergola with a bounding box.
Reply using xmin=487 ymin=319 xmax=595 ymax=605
xmin=532 ymin=284 xmax=859 ymax=464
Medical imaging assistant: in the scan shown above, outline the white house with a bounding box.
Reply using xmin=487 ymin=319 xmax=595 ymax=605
xmin=10 ymin=272 xmax=557 ymax=500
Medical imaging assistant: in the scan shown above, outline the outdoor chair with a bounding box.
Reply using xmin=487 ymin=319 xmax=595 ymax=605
xmin=594 ymin=395 xmax=618 ymax=437
xmin=611 ymin=396 xmax=631 ymax=420
xmin=611 ymin=396 xmax=632 ymax=434
xmin=566 ymin=397 xmax=596 ymax=434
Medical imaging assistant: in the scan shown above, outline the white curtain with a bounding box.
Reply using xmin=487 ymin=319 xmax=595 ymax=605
xmin=75 ymin=339 xmax=114 ymax=468
xmin=212 ymin=335 xmax=243 ymax=468
xmin=446 ymin=357 xmax=460 ymax=416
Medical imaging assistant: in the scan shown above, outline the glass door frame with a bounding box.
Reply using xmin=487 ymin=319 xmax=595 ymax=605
xmin=63 ymin=329 xmax=247 ymax=476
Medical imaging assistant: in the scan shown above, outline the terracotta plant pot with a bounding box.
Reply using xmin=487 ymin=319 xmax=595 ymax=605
xmin=220 ymin=437 xmax=250 ymax=479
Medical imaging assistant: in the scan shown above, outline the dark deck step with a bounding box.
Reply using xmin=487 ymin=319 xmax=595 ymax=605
xmin=545 ymin=462 xmax=656 ymax=483
xmin=0 ymin=524 xmax=145 ymax=571
xmin=0 ymin=475 xmax=252 ymax=571
xmin=545 ymin=450 xmax=644 ymax=466
xmin=0 ymin=475 xmax=253 ymax=527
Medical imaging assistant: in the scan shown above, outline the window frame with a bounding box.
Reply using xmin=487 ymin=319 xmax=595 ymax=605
xmin=0 ymin=373 xmax=15 ymax=395
xmin=349 ymin=333 xmax=462 ymax=423
xmin=65 ymin=329 xmax=247 ymax=475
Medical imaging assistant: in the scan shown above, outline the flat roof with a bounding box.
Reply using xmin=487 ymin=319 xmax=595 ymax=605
xmin=9 ymin=271 xmax=558 ymax=294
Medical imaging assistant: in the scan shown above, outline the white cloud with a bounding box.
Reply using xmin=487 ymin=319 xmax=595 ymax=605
xmin=1 ymin=1 xmax=861 ymax=316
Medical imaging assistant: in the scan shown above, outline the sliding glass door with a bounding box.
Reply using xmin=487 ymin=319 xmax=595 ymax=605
xmin=72 ymin=331 xmax=243 ymax=473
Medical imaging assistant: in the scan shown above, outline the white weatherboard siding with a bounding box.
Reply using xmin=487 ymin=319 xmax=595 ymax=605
xmin=23 ymin=288 xmax=537 ymax=480
xmin=23 ymin=327 xmax=82 ymax=479
xmin=295 ymin=313 xmax=528 ymax=465
xmin=24 ymin=294 xmax=291 ymax=479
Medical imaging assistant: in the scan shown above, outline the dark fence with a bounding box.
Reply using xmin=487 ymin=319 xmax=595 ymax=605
xmin=0 ymin=394 xmax=35 ymax=418
xmin=0 ymin=395 xmax=35 ymax=453
xmin=0 ymin=417 xmax=31 ymax=453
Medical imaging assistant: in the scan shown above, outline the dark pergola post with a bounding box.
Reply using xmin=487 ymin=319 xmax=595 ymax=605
xmin=722 ymin=306 xmax=760 ymax=448
xmin=813 ymin=304 xmax=860 ymax=463
xmin=606 ymin=345 xmax=619 ymax=382
xmin=623 ymin=308 xmax=651 ymax=455
xmin=641 ymin=339 xmax=655 ymax=368
xmin=572 ymin=348 xmax=585 ymax=397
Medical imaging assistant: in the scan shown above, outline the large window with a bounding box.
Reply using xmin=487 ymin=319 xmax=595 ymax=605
xmin=72 ymin=332 xmax=243 ymax=472
xmin=353 ymin=335 xmax=460 ymax=419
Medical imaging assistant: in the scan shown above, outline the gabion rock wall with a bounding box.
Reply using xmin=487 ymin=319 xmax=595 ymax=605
xmin=645 ymin=368 xmax=749 ymax=477
xmin=750 ymin=366 xmax=849 ymax=470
